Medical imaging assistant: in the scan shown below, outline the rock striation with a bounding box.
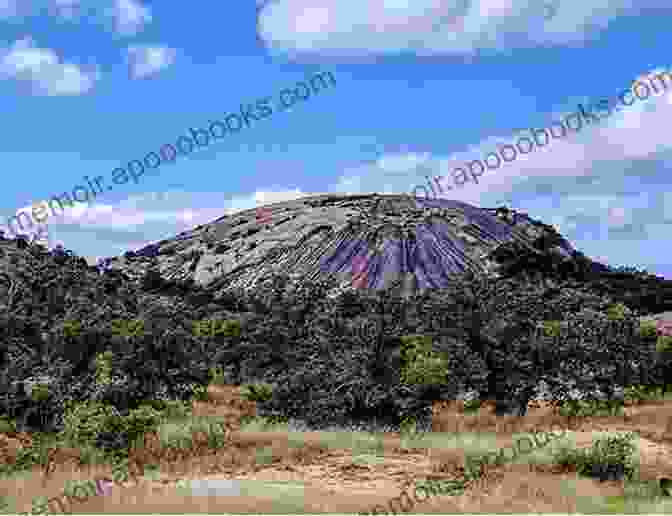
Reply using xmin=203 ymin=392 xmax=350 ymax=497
xmin=112 ymin=194 xmax=578 ymax=297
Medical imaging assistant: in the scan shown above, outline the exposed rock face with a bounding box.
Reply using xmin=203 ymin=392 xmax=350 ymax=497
xmin=112 ymin=194 xmax=577 ymax=296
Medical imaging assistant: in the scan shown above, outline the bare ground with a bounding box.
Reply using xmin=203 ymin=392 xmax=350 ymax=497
xmin=2 ymin=386 xmax=672 ymax=513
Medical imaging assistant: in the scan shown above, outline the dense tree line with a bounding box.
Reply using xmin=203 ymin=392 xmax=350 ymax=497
xmin=0 ymin=231 xmax=670 ymax=438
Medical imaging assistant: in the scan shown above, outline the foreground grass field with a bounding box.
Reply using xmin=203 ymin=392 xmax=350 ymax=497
xmin=3 ymin=383 xmax=672 ymax=513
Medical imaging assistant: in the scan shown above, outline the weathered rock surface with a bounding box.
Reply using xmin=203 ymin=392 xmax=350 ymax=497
xmin=112 ymin=194 xmax=578 ymax=296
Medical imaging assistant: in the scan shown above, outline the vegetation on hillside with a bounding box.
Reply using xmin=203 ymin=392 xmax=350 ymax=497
xmin=1 ymin=230 xmax=672 ymax=457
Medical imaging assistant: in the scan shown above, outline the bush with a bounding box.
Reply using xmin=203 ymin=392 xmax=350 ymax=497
xmin=61 ymin=401 xmax=121 ymax=446
xmin=624 ymin=384 xmax=661 ymax=404
xmin=559 ymin=398 xmax=623 ymax=417
xmin=657 ymin=335 xmax=672 ymax=353
xmin=542 ymin=320 xmax=563 ymax=338
xmin=209 ymin=366 xmax=226 ymax=385
xmin=463 ymin=398 xmax=482 ymax=413
xmin=606 ymin=302 xmax=629 ymax=321
xmin=123 ymin=404 xmax=163 ymax=443
xmin=142 ymin=399 xmax=192 ymax=421
xmin=399 ymin=415 xmax=420 ymax=438
xmin=553 ymin=432 xmax=636 ymax=481
xmin=7 ymin=432 xmax=52 ymax=473
xmin=241 ymin=383 xmax=274 ymax=403
xmin=0 ymin=416 xmax=16 ymax=434
xmin=638 ymin=319 xmax=659 ymax=339
xmin=29 ymin=383 xmax=51 ymax=403
xmin=401 ymin=352 xmax=449 ymax=385
xmin=94 ymin=351 xmax=113 ymax=387
xmin=399 ymin=335 xmax=449 ymax=386
xmin=190 ymin=384 xmax=208 ymax=402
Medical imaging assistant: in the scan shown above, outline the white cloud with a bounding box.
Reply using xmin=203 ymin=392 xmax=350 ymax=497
xmin=3 ymin=188 xmax=317 ymax=252
xmin=0 ymin=0 xmax=19 ymax=18
xmin=258 ymin=0 xmax=669 ymax=58
xmin=0 ymin=37 xmax=100 ymax=95
xmin=108 ymin=0 xmax=152 ymax=36
xmin=125 ymin=45 xmax=176 ymax=79
xmin=334 ymin=66 xmax=672 ymax=206
xmin=51 ymin=0 xmax=82 ymax=20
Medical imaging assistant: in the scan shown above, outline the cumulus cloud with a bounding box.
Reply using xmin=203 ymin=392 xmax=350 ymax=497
xmin=107 ymin=0 xmax=152 ymax=36
xmin=335 ymin=67 xmax=672 ymax=203
xmin=258 ymin=0 xmax=669 ymax=58
xmin=3 ymin=188 xmax=317 ymax=254
xmin=0 ymin=0 xmax=19 ymax=18
xmin=125 ymin=45 xmax=177 ymax=79
xmin=0 ymin=37 xmax=100 ymax=95
xmin=50 ymin=0 xmax=84 ymax=20
xmin=329 ymin=66 xmax=672 ymax=272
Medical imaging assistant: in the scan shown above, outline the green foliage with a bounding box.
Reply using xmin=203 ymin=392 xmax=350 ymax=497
xmin=624 ymin=384 xmax=662 ymax=404
xmin=189 ymin=383 xmax=209 ymax=402
xmin=138 ymin=398 xmax=192 ymax=422
xmin=553 ymin=432 xmax=637 ymax=480
xmin=221 ymin=319 xmax=241 ymax=337
xmin=209 ymin=365 xmax=226 ymax=385
xmin=241 ymin=382 xmax=274 ymax=403
xmin=29 ymin=382 xmax=51 ymax=403
xmin=400 ymin=335 xmax=433 ymax=362
xmin=401 ymin=352 xmax=450 ymax=385
xmin=638 ymin=319 xmax=659 ymax=339
xmin=399 ymin=415 xmax=420 ymax=438
xmin=0 ymin=416 xmax=16 ymax=434
xmin=61 ymin=401 xmax=121 ymax=446
xmin=399 ymin=335 xmax=449 ymax=385
xmin=62 ymin=319 xmax=82 ymax=338
xmin=122 ymin=405 xmax=163 ymax=443
xmin=156 ymin=399 xmax=192 ymax=420
xmin=559 ymin=398 xmax=623 ymax=417
xmin=606 ymin=302 xmax=629 ymax=321
xmin=656 ymin=334 xmax=672 ymax=353
xmin=94 ymin=350 xmax=113 ymax=387
xmin=542 ymin=320 xmax=563 ymax=338
xmin=463 ymin=398 xmax=482 ymax=413
xmin=0 ymin=432 xmax=54 ymax=476
xmin=0 ymin=494 xmax=11 ymax=513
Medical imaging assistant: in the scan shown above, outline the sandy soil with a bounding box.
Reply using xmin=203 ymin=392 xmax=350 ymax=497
xmin=2 ymin=385 xmax=672 ymax=514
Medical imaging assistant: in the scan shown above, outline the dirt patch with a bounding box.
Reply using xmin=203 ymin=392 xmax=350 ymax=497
xmin=3 ymin=387 xmax=672 ymax=513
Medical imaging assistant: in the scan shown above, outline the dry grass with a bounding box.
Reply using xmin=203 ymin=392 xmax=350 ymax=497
xmin=2 ymin=388 xmax=672 ymax=513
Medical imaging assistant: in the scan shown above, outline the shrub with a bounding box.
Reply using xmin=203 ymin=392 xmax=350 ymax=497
xmin=463 ymin=398 xmax=482 ymax=413
xmin=624 ymin=384 xmax=661 ymax=404
xmin=241 ymin=383 xmax=274 ymax=403
xmin=94 ymin=351 xmax=113 ymax=387
xmin=30 ymin=383 xmax=51 ymax=403
xmin=638 ymin=319 xmax=659 ymax=339
xmin=553 ymin=432 xmax=636 ymax=481
xmin=189 ymin=384 xmax=208 ymax=402
xmin=61 ymin=401 xmax=121 ymax=446
xmin=154 ymin=399 xmax=192 ymax=420
xmin=122 ymin=405 xmax=163 ymax=444
xmin=0 ymin=416 xmax=16 ymax=434
xmin=8 ymin=432 xmax=52 ymax=473
xmin=657 ymin=335 xmax=672 ymax=353
xmin=209 ymin=366 xmax=226 ymax=385
xmin=606 ymin=302 xmax=629 ymax=321
xmin=399 ymin=335 xmax=449 ymax=386
xmin=559 ymin=398 xmax=623 ymax=417
xmin=401 ymin=352 xmax=449 ymax=385
xmin=542 ymin=320 xmax=563 ymax=338
xmin=62 ymin=319 xmax=82 ymax=338
xmin=399 ymin=415 xmax=420 ymax=438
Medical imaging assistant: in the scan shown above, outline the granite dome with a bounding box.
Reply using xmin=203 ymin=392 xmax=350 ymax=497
xmin=112 ymin=193 xmax=580 ymax=295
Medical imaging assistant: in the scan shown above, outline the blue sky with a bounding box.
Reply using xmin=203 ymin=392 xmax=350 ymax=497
xmin=1 ymin=0 xmax=671 ymax=279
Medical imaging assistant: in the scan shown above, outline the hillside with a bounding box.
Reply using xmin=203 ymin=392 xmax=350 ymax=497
xmin=1 ymin=193 xmax=672 ymax=438
xmin=103 ymin=194 xmax=580 ymax=294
